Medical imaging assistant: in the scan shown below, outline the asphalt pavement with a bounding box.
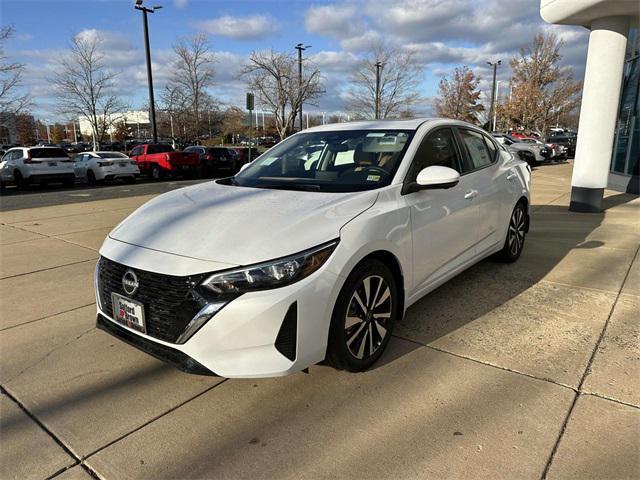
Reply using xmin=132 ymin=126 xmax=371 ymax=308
xmin=0 ymin=178 xmax=209 ymax=211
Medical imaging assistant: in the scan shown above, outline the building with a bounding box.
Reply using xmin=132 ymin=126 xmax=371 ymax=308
xmin=78 ymin=110 xmax=151 ymax=140
xmin=541 ymin=0 xmax=640 ymax=211
xmin=0 ymin=112 xmax=18 ymax=145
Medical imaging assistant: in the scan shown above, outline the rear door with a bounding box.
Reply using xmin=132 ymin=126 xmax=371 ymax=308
xmin=402 ymin=127 xmax=479 ymax=293
xmin=455 ymin=128 xmax=504 ymax=254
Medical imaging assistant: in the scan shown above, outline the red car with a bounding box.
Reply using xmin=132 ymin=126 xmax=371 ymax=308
xmin=128 ymin=144 xmax=199 ymax=180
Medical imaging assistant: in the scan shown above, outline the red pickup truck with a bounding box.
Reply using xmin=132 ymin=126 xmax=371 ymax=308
xmin=128 ymin=144 xmax=199 ymax=180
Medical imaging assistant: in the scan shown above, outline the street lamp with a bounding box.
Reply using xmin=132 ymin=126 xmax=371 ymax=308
xmin=487 ymin=60 xmax=501 ymax=132
xmin=375 ymin=61 xmax=384 ymax=120
xmin=493 ymin=80 xmax=502 ymax=132
xmin=295 ymin=43 xmax=311 ymax=132
xmin=134 ymin=0 xmax=162 ymax=144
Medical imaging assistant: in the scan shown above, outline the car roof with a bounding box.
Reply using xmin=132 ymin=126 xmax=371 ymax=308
xmin=302 ymin=117 xmax=475 ymax=133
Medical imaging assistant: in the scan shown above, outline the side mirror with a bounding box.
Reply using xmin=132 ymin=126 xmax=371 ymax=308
xmin=239 ymin=162 xmax=251 ymax=172
xmin=405 ymin=166 xmax=460 ymax=194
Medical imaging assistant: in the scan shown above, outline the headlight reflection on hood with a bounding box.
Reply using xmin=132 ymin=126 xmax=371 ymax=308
xmin=200 ymin=240 xmax=339 ymax=295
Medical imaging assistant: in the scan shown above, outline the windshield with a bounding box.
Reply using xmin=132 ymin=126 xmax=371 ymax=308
xmin=232 ymin=130 xmax=414 ymax=193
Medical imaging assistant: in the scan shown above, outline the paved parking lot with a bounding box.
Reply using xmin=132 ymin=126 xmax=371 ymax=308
xmin=1 ymin=161 xmax=638 ymax=479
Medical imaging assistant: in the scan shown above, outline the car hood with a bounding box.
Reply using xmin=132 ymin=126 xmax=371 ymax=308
xmin=109 ymin=181 xmax=378 ymax=266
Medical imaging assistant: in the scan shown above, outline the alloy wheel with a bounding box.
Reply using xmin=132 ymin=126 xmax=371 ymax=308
xmin=344 ymin=275 xmax=392 ymax=360
xmin=508 ymin=205 xmax=526 ymax=256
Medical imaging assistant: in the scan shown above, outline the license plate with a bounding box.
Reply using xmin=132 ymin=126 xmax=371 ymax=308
xmin=119 ymin=163 xmax=126 ymax=167
xmin=111 ymin=293 xmax=146 ymax=333
xmin=48 ymin=162 xmax=57 ymax=166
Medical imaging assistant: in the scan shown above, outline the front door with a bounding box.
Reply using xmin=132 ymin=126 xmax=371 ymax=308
xmin=402 ymin=127 xmax=479 ymax=293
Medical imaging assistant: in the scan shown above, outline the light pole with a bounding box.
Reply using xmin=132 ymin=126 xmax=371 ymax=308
xmin=375 ymin=61 xmax=384 ymax=119
xmin=295 ymin=43 xmax=311 ymax=132
xmin=493 ymin=80 xmax=502 ymax=132
xmin=134 ymin=0 xmax=162 ymax=144
xmin=487 ymin=60 xmax=501 ymax=132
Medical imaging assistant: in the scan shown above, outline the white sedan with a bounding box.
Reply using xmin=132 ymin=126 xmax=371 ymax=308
xmin=74 ymin=151 xmax=139 ymax=184
xmin=95 ymin=118 xmax=531 ymax=378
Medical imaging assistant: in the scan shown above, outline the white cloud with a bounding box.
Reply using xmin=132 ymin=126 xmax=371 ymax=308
xmin=174 ymin=0 xmax=188 ymax=9
xmin=196 ymin=14 xmax=279 ymax=40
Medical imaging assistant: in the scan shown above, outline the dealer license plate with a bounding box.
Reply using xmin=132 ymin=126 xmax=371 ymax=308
xmin=111 ymin=293 xmax=146 ymax=333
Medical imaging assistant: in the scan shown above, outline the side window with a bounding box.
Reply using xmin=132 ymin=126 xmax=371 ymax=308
xmin=459 ymin=129 xmax=493 ymax=171
xmin=147 ymin=145 xmax=157 ymax=155
xmin=483 ymin=135 xmax=497 ymax=161
xmin=130 ymin=147 xmax=142 ymax=157
xmin=406 ymin=128 xmax=460 ymax=183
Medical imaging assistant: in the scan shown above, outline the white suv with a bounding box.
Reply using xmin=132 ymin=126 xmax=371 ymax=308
xmin=0 ymin=147 xmax=76 ymax=189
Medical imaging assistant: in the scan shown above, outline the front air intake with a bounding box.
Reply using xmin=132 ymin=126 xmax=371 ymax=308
xmin=275 ymin=302 xmax=297 ymax=361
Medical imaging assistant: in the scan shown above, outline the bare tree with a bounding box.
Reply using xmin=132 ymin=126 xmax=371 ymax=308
xmin=346 ymin=43 xmax=423 ymax=119
xmin=51 ymin=32 xmax=126 ymax=149
xmin=242 ymin=49 xmax=323 ymax=140
xmin=166 ymin=34 xmax=215 ymax=140
xmin=503 ymin=32 xmax=582 ymax=134
xmin=435 ymin=66 xmax=484 ymax=123
xmin=0 ymin=26 xmax=30 ymax=114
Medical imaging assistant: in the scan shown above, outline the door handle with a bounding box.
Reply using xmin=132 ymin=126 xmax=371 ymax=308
xmin=507 ymin=172 xmax=517 ymax=181
xmin=464 ymin=189 xmax=478 ymax=200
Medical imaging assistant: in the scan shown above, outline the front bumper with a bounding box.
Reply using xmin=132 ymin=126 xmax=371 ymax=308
xmin=95 ymin=250 xmax=342 ymax=378
xmin=96 ymin=313 xmax=216 ymax=376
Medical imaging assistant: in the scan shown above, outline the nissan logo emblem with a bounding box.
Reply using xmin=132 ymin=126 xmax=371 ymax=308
xmin=122 ymin=270 xmax=139 ymax=296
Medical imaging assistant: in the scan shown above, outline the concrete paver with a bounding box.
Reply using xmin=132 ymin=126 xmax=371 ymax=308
xmin=0 ymin=260 xmax=96 ymax=330
xmin=10 ymin=208 xmax=133 ymax=236
xmin=0 ymin=305 xmax=223 ymax=456
xmin=87 ymin=340 xmax=574 ymax=480
xmin=583 ymin=294 xmax=640 ymax=407
xmin=0 ymin=236 xmax=97 ymax=279
xmin=398 ymin=276 xmax=616 ymax=387
xmin=0 ymin=393 xmax=75 ymax=480
xmin=54 ymin=466 xmax=95 ymax=480
xmin=547 ymin=394 xmax=640 ymax=480
xmin=622 ymin=254 xmax=640 ymax=297
xmin=57 ymin=227 xmax=113 ymax=252
xmin=0 ymin=224 xmax=46 ymax=245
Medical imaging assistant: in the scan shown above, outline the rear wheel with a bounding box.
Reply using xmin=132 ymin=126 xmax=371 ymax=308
xmin=151 ymin=164 xmax=163 ymax=181
xmin=326 ymin=259 xmax=399 ymax=372
xmin=495 ymin=201 xmax=527 ymax=262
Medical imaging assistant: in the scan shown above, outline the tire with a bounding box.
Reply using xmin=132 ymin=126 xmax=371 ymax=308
xmin=150 ymin=164 xmax=163 ymax=181
xmin=14 ymin=170 xmax=27 ymax=190
xmin=495 ymin=201 xmax=527 ymax=263
xmin=326 ymin=259 xmax=399 ymax=372
xmin=87 ymin=169 xmax=97 ymax=185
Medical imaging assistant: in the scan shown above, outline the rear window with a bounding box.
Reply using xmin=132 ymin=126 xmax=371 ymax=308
xmin=148 ymin=144 xmax=173 ymax=154
xmin=98 ymin=152 xmax=127 ymax=158
xmin=30 ymin=148 xmax=69 ymax=159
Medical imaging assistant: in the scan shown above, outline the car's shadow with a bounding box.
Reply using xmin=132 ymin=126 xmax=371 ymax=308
xmin=372 ymin=191 xmax=636 ymax=371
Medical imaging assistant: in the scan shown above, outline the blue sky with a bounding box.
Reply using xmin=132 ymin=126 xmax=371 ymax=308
xmin=1 ymin=0 xmax=589 ymax=120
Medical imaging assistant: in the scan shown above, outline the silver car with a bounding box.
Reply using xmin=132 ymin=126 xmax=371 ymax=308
xmin=492 ymin=134 xmax=547 ymax=166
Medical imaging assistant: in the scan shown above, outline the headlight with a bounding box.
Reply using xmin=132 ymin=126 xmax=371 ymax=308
xmin=200 ymin=240 xmax=338 ymax=294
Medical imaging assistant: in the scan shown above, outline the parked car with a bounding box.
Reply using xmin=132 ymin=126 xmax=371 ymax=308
xmin=518 ymin=137 xmax=559 ymax=160
xmin=230 ymin=147 xmax=260 ymax=166
xmin=183 ymin=146 xmax=237 ymax=177
xmin=73 ymin=151 xmax=139 ymax=184
xmin=546 ymin=133 xmax=576 ymax=158
xmin=492 ymin=134 xmax=546 ymax=166
xmin=128 ymin=143 xmax=199 ymax=180
xmin=0 ymin=146 xmax=75 ymax=189
xmin=94 ymin=118 xmax=531 ymax=378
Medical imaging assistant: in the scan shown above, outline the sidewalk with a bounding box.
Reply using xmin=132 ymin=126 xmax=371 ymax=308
xmin=1 ymin=161 xmax=638 ymax=479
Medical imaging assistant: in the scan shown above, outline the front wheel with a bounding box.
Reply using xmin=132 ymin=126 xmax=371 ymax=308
xmin=150 ymin=164 xmax=163 ymax=181
xmin=326 ymin=259 xmax=399 ymax=372
xmin=495 ymin=201 xmax=527 ymax=262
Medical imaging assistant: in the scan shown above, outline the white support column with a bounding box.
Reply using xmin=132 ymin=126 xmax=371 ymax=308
xmin=570 ymin=15 xmax=629 ymax=212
